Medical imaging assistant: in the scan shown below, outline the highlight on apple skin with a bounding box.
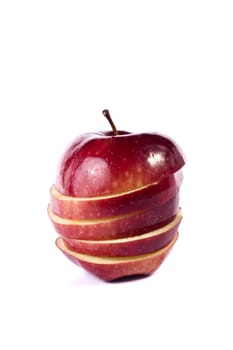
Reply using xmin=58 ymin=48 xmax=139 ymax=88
xmin=56 ymin=232 xmax=179 ymax=282
xmin=55 ymin=130 xmax=185 ymax=198
xmin=48 ymin=110 xmax=185 ymax=281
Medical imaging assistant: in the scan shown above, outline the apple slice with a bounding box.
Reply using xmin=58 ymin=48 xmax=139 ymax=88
xmin=48 ymin=194 xmax=179 ymax=240
xmin=55 ymin=232 xmax=179 ymax=281
xmin=50 ymin=171 xmax=182 ymax=220
xmin=62 ymin=209 xmax=182 ymax=257
xmin=56 ymin=128 xmax=185 ymax=198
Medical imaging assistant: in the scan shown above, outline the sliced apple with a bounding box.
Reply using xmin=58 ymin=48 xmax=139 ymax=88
xmin=50 ymin=172 xmax=182 ymax=220
xmin=62 ymin=209 xmax=182 ymax=257
xmin=56 ymin=232 xmax=179 ymax=281
xmin=48 ymin=194 xmax=179 ymax=240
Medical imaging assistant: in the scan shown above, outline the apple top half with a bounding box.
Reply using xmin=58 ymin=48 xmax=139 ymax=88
xmin=55 ymin=131 xmax=185 ymax=198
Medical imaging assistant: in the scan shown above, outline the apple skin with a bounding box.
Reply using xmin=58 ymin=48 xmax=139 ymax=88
xmin=50 ymin=171 xmax=182 ymax=220
xmin=61 ymin=209 xmax=182 ymax=257
xmin=48 ymin=194 xmax=179 ymax=240
xmin=55 ymin=131 xmax=185 ymax=198
xmin=55 ymin=232 xmax=178 ymax=281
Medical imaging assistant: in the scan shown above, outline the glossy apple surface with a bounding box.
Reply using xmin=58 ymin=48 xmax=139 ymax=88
xmin=51 ymin=170 xmax=182 ymax=220
xmin=56 ymin=232 xmax=178 ymax=281
xmin=55 ymin=131 xmax=185 ymax=198
xmin=61 ymin=209 xmax=182 ymax=257
xmin=48 ymin=194 xmax=179 ymax=240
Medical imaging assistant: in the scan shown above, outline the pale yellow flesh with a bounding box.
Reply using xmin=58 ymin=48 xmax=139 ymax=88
xmin=49 ymin=203 xmax=149 ymax=224
xmin=56 ymin=231 xmax=179 ymax=264
xmin=50 ymin=180 xmax=160 ymax=202
xmin=48 ymin=198 xmax=181 ymax=225
xmin=65 ymin=209 xmax=182 ymax=244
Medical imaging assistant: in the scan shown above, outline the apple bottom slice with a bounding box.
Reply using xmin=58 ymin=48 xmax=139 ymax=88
xmin=56 ymin=232 xmax=178 ymax=282
xmin=62 ymin=209 xmax=182 ymax=257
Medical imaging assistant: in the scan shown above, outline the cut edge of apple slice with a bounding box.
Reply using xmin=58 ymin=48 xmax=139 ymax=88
xmin=51 ymin=169 xmax=183 ymax=202
xmin=50 ymin=180 xmax=163 ymax=202
xmin=48 ymin=197 xmax=181 ymax=225
xmin=64 ymin=209 xmax=182 ymax=244
xmin=48 ymin=203 xmax=146 ymax=225
xmin=56 ymin=231 xmax=179 ymax=265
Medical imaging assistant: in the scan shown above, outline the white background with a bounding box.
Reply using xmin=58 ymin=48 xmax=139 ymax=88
xmin=0 ymin=1 xmax=233 ymax=349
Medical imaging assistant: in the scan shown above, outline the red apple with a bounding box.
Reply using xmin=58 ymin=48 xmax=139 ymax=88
xmin=48 ymin=194 xmax=179 ymax=240
xmin=55 ymin=232 xmax=179 ymax=281
xmin=55 ymin=110 xmax=185 ymax=198
xmin=49 ymin=110 xmax=185 ymax=281
xmin=60 ymin=209 xmax=182 ymax=257
xmin=50 ymin=170 xmax=182 ymax=220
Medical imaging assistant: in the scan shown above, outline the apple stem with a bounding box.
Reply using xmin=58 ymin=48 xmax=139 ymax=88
xmin=102 ymin=109 xmax=118 ymax=136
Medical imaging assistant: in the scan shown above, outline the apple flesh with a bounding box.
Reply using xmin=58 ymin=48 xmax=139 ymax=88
xmin=55 ymin=232 xmax=178 ymax=281
xmin=48 ymin=194 xmax=179 ymax=240
xmin=61 ymin=209 xmax=182 ymax=257
xmin=56 ymin=131 xmax=185 ymax=198
xmin=50 ymin=170 xmax=182 ymax=220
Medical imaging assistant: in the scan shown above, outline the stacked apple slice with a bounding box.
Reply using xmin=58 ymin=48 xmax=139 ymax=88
xmin=48 ymin=110 xmax=185 ymax=281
